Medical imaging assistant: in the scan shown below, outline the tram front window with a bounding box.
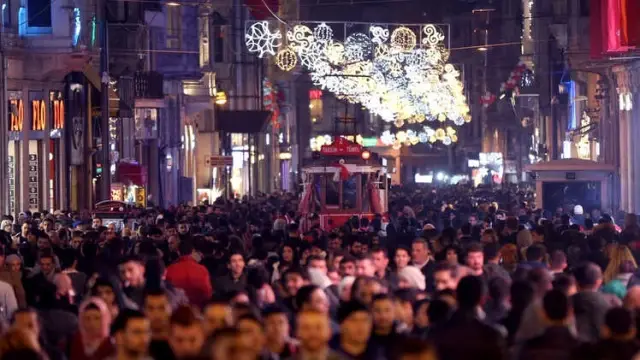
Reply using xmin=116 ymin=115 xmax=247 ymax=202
xmin=326 ymin=177 xmax=340 ymax=207
xmin=343 ymin=176 xmax=357 ymax=209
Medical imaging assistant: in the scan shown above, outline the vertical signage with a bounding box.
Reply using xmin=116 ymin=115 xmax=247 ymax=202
xmin=32 ymin=100 xmax=46 ymax=131
xmin=9 ymin=99 xmax=23 ymax=131
xmin=52 ymin=100 xmax=64 ymax=129
xmin=7 ymin=155 xmax=15 ymax=215
xmin=28 ymin=153 xmax=39 ymax=210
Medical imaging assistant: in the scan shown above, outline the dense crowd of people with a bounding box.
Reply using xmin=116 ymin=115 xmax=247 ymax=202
xmin=0 ymin=185 xmax=638 ymax=360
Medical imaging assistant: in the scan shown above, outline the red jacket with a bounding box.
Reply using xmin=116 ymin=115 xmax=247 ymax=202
xmin=166 ymin=256 xmax=213 ymax=307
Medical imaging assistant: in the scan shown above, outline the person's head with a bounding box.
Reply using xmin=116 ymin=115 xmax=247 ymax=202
xmin=371 ymin=248 xmax=390 ymax=274
xmin=282 ymin=267 xmax=309 ymax=297
xmin=281 ymin=244 xmax=295 ymax=263
xmin=398 ymin=266 xmax=426 ymax=291
xmin=143 ymin=289 xmax=171 ymax=336
xmin=465 ymin=243 xmax=484 ymax=275
xmin=91 ymin=278 xmax=117 ymax=306
xmin=352 ymin=276 xmax=385 ymax=306
xmin=552 ymin=273 xmax=578 ymax=296
xmin=21 ymin=222 xmax=29 ymax=235
xmin=262 ymin=305 xmax=290 ymax=346
xmin=527 ymin=267 xmax=553 ymax=296
xmin=110 ymin=309 xmax=151 ymax=357
xmin=236 ymin=314 xmax=266 ymax=357
xmin=177 ymin=222 xmax=189 ymax=235
xmin=79 ymin=297 xmax=112 ymax=340
xmin=168 ymin=306 xmax=205 ymax=359
xmin=541 ymin=289 xmax=572 ymax=325
xmin=574 ymin=262 xmax=603 ymax=291
xmin=228 ymin=252 xmax=246 ymax=277
xmin=339 ymin=255 xmax=357 ymax=277
xmin=480 ymin=228 xmax=498 ymax=244
xmin=6 ymin=254 xmax=21 ymax=273
xmin=525 ymin=244 xmax=546 ymax=263
xmin=532 ymin=226 xmax=545 ymax=243
xmin=177 ymin=240 xmax=194 ymax=257
xmin=433 ymin=262 xmax=459 ymax=292
xmin=296 ymin=310 xmax=332 ymax=353
xmin=119 ymin=256 xmax=145 ymax=288
xmin=38 ymin=254 xmax=55 ymax=276
xmin=356 ymin=254 xmax=376 ymax=277
xmin=295 ymin=285 xmax=329 ymax=314
xmin=411 ymin=238 xmax=430 ymax=264
xmin=371 ymin=294 xmax=395 ymax=334
xmin=203 ymin=300 xmax=232 ymax=336
xmin=456 ymin=275 xmax=486 ymax=309
xmin=12 ymin=308 xmax=40 ymax=339
xmin=603 ymin=307 xmax=636 ymax=340
xmin=337 ymin=301 xmax=372 ymax=346
xmin=394 ymin=247 xmax=411 ymax=270
xmin=307 ymin=255 xmax=328 ymax=275
xmin=550 ymin=250 xmax=568 ymax=271
xmin=92 ymin=217 xmax=102 ymax=230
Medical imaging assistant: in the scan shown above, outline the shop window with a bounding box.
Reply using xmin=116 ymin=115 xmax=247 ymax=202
xmin=134 ymin=108 xmax=158 ymax=139
xmin=166 ymin=5 xmax=181 ymax=49
xmin=309 ymin=89 xmax=323 ymax=123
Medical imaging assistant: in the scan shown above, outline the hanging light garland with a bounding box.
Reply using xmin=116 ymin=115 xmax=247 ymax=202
xmin=245 ymin=21 xmax=470 ymax=132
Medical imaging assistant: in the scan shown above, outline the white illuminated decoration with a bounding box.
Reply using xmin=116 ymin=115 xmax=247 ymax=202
xmin=379 ymin=125 xmax=458 ymax=148
xmin=244 ymin=21 xmax=470 ymax=137
xmin=245 ymin=21 xmax=282 ymax=58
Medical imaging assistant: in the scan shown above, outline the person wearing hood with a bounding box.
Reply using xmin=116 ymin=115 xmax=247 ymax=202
xmin=69 ymin=297 xmax=115 ymax=360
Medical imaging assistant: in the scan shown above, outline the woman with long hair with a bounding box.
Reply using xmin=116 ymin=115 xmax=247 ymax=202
xmin=394 ymin=246 xmax=412 ymax=272
xmin=0 ymin=328 xmax=43 ymax=359
xmin=603 ymin=244 xmax=638 ymax=284
xmin=69 ymin=297 xmax=114 ymax=360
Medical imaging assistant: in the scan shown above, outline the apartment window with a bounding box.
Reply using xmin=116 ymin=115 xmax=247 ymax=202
xmin=198 ymin=16 xmax=210 ymax=67
xmin=166 ymin=5 xmax=181 ymax=49
xmin=27 ymin=0 xmax=51 ymax=28
xmin=213 ymin=25 xmax=225 ymax=63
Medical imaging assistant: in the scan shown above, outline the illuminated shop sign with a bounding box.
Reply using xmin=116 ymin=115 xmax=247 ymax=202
xmin=9 ymin=99 xmax=23 ymax=132
xmin=52 ymin=100 xmax=64 ymax=129
xmin=32 ymin=100 xmax=46 ymax=131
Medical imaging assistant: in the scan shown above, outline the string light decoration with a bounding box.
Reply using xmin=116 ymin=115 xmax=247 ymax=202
xmin=378 ymin=124 xmax=458 ymax=148
xmin=245 ymin=21 xmax=282 ymax=58
xmin=244 ymin=21 xmax=469 ymax=128
xmin=275 ymin=47 xmax=297 ymax=71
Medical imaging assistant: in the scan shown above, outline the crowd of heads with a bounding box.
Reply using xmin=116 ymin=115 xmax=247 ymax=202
xmin=0 ymin=186 xmax=636 ymax=359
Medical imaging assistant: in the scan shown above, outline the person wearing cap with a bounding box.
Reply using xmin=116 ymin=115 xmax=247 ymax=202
xmin=0 ymin=251 xmax=26 ymax=308
xmin=573 ymin=205 xmax=586 ymax=227
xmin=330 ymin=301 xmax=384 ymax=359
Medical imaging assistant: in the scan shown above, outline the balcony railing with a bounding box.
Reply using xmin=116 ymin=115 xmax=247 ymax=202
xmin=134 ymin=71 xmax=164 ymax=99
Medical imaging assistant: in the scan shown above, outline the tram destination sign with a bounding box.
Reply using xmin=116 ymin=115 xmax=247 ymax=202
xmin=320 ymin=137 xmax=362 ymax=156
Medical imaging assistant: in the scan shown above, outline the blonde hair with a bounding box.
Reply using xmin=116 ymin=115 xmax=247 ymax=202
xmin=604 ymin=245 xmax=638 ymax=283
xmin=500 ymin=244 xmax=519 ymax=272
xmin=517 ymin=230 xmax=533 ymax=249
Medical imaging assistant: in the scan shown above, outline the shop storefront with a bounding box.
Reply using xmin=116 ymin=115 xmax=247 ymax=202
xmin=6 ymin=89 xmax=67 ymax=215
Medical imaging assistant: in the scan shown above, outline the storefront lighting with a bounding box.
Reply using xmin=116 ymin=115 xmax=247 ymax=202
xmin=166 ymin=1 xmax=180 ymax=6
xmin=361 ymin=150 xmax=371 ymax=160
xmin=215 ymin=91 xmax=227 ymax=105
xmin=415 ymin=173 xmax=433 ymax=183
xmin=279 ymin=152 xmax=292 ymax=160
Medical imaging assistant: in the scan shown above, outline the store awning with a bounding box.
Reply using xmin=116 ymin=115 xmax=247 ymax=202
xmin=215 ymin=110 xmax=270 ymax=133
xmin=117 ymin=162 xmax=147 ymax=186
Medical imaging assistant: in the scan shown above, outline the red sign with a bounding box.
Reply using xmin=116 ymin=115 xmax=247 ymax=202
xmin=206 ymin=155 xmax=233 ymax=167
xmin=320 ymin=137 xmax=363 ymax=156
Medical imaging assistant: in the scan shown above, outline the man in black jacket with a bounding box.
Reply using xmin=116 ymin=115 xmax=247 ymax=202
xmin=429 ymin=275 xmax=507 ymax=360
